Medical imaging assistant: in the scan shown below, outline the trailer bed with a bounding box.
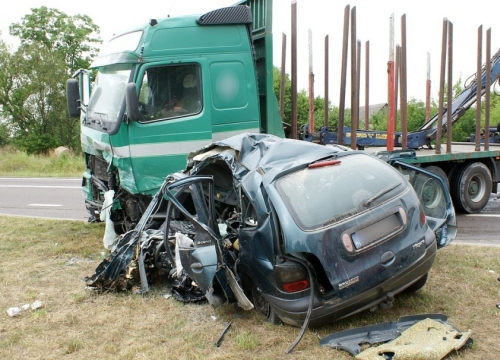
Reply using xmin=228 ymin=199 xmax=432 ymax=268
xmin=368 ymin=142 xmax=500 ymax=165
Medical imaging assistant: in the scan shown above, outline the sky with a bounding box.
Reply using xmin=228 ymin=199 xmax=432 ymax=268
xmin=1 ymin=0 xmax=499 ymax=106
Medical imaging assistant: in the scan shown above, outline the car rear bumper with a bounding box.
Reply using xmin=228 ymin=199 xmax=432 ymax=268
xmin=266 ymin=239 xmax=438 ymax=327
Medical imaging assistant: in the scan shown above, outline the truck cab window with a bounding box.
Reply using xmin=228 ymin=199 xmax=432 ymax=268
xmin=138 ymin=64 xmax=202 ymax=122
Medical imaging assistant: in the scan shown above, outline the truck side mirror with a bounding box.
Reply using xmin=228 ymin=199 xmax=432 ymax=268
xmin=66 ymin=79 xmax=81 ymax=118
xmin=125 ymin=82 xmax=141 ymax=121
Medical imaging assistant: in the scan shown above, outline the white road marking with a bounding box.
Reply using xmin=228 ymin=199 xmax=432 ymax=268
xmin=0 ymin=185 xmax=80 ymax=189
xmin=28 ymin=204 xmax=63 ymax=207
xmin=464 ymin=214 xmax=500 ymax=218
xmin=0 ymin=178 xmax=80 ymax=181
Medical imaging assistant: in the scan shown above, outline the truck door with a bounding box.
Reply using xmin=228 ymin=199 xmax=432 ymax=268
xmin=127 ymin=61 xmax=212 ymax=194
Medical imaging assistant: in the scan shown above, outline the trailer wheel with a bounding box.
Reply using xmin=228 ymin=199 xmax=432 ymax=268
xmin=423 ymin=165 xmax=449 ymax=190
xmin=451 ymin=162 xmax=492 ymax=213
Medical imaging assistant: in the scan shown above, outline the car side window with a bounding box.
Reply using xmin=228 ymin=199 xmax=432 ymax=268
xmin=138 ymin=64 xmax=202 ymax=122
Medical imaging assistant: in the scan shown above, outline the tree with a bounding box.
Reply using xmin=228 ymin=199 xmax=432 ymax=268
xmin=9 ymin=45 xmax=77 ymax=153
xmin=9 ymin=6 xmax=101 ymax=75
xmin=406 ymin=99 xmax=428 ymax=132
xmin=273 ymin=66 xmax=313 ymax=134
xmin=0 ymin=8 xmax=101 ymax=153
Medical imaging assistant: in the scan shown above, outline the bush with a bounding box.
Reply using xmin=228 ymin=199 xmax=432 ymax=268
xmin=14 ymin=133 xmax=58 ymax=155
xmin=0 ymin=123 xmax=10 ymax=146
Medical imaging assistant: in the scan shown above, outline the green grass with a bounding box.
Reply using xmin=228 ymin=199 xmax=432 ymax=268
xmin=0 ymin=216 xmax=499 ymax=359
xmin=0 ymin=146 xmax=84 ymax=177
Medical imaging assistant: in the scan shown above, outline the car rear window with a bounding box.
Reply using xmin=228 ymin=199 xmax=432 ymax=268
xmin=274 ymin=153 xmax=407 ymax=230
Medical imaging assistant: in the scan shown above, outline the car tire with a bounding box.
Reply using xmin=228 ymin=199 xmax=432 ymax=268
xmin=450 ymin=162 xmax=492 ymax=213
xmin=251 ymin=283 xmax=282 ymax=325
xmin=403 ymin=273 xmax=428 ymax=293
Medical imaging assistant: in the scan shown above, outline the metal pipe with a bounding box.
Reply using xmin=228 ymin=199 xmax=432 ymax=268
xmin=280 ymin=32 xmax=286 ymax=123
xmin=475 ymin=25 xmax=483 ymax=152
xmin=338 ymin=5 xmax=350 ymax=145
xmin=308 ymin=29 xmax=315 ymax=133
xmin=395 ymin=45 xmax=400 ymax=124
xmin=350 ymin=39 xmax=361 ymax=150
xmin=401 ymin=14 xmax=408 ymax=149
xmin=426 ymin=52 xmax=431 ymax=122
xmin=446 ymin=21 xmax=453 ymax=153
xmin=291 ymin=0 xmax=298 ymax=140
xmin=324 ymin=35 xmax=329 ymax=128
xmin=365 ymin=41 xmax=369 ymax=130
xmin=485 ymin=28 xmax=491 ymax=150
xmin=350 ymin=6 xmax=357 ymax=149
xmin=436 ymin=18 xmax=448 ymax=154
xmin=387 ymin=13 xmax=395 ymax=151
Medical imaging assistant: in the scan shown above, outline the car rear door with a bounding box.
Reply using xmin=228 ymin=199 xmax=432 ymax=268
xmin=390 ymin=161 xmax=457 ymax=248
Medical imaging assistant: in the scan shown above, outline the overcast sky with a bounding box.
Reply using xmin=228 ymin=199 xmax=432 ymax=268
xmin=1 ymin=0 xmax=498 ymax=106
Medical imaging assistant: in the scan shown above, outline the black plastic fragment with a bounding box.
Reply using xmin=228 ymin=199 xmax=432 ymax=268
xmin=215 ymin=322 xmax=232 ymax=347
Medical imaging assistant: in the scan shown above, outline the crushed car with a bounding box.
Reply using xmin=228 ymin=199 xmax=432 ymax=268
xmin=86 ymin=133 xmax=456 ymax=328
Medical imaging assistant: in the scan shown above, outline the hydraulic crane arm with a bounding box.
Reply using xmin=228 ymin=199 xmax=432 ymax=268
xmin=418 ymin=48 xmax=500 ymax=136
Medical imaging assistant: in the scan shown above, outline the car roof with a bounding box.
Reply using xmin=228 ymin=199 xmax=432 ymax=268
xmin=184 ymin=133 xmax=348 ymax=182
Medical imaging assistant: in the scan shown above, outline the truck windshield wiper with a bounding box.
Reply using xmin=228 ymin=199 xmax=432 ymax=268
xmin=363 ymin=183 xmax=402 ymax=207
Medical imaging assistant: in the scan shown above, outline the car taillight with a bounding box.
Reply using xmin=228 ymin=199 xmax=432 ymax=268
xmin=282 ymin=280 xmax=310 ymax=292
xmin=420 ymin=209 xmax=426 ymax=226
xmin=275 ymin=260 xmax=310 ymax=293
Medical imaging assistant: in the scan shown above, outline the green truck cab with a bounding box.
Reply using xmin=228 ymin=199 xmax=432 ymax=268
xmin=66 ymin=1 xmax=284 ymax=231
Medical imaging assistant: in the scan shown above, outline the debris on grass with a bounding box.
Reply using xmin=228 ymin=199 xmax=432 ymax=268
xmin=321 ymin=314 xmax=473 ymax=359
xmin=6 ymin=300 xmax=44 ymax=317
xmin=30 ymin=300 xmax=43 ymax=310
xmin=7 ymin=307 xmax=21 ymax=317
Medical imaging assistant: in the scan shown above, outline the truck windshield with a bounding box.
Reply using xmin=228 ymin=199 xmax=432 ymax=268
xmin=87 ymin=63 xmax=133 ymax=125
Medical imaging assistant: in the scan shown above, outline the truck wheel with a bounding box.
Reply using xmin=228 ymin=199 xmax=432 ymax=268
xmin=424 ymin=165 xmax=449 ymax=190
xmin=451 ymin=162 xmax=492 ymax=213
xmin=412 ymin=171 xmax=446 ymax=218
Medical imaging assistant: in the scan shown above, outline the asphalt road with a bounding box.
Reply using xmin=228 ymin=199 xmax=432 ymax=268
xmin=453 ymin=190 xmax=500 ymax=247
xmin=0 ymin=177 xmax=499 ymax=246
xmin=0 ymin=177 xmax=89 ymax=221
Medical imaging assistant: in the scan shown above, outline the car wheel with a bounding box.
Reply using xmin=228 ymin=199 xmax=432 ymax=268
xmin=251 ymin=283 xmax=281 ymax=324
xmin=451 ymin=162 xmax=492 ymax=213
xmin=403 ymin=273 xmax=428 ymax=293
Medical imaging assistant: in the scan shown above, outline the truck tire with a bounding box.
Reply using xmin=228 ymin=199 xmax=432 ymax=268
xmin=412 ymin=171 xmax=446 ymax=219
xmin=451 ymin=162 xmax=492 ymax=213
xmin=424 ymin=165 xmax=450 ymax=190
